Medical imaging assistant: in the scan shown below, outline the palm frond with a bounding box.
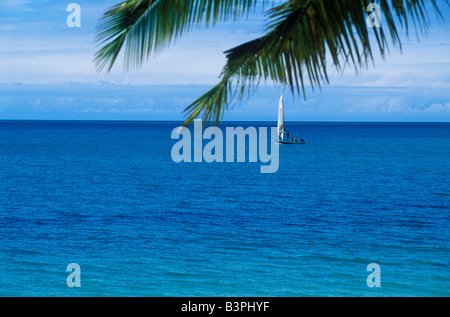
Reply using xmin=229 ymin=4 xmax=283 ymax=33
xmin=182 ymin=0 xmax=445 ymax=126
xmin=94 ymin=0 xmax=262 ymax=71
xmin=94 ymin=0 xmax=447 ymax=126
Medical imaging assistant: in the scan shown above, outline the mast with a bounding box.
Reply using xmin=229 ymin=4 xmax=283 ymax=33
xmin=277 ymin=94 xmax=285 ymax=140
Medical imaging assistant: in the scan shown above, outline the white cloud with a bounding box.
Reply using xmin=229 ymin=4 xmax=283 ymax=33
xmin=373 ymin=67 xmax=450 ymax=88
xmin=423 ymin=102 xmax=450 ymax=114
xmin=0 ymin=1 xmax=30 ymax=8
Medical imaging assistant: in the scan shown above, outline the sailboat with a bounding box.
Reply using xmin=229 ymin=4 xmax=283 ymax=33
xmin=276 ymin=94 xmax=305 ymax=144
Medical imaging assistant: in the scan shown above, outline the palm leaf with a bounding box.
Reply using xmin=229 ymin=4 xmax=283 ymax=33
xmin=94 ymin=0 xmax=447 ymax=126
xmin=94 ymin=0 xmax=262 ymax=71
xmin=182 ymin=0 xmax=445 ymax=126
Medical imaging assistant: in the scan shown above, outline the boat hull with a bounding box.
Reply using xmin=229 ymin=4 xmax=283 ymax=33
xmin=276 ymin=140 xmax=305 ymax=145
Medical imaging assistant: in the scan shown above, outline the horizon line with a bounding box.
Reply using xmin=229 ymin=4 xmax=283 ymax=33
xmin=0 ymin=119 xmax=449 ymax=124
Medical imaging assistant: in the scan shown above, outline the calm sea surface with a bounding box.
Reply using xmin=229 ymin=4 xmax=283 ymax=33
xmin=0 ymin=121 xmax=448 ymax=296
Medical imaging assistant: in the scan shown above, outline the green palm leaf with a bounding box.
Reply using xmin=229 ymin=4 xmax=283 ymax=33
xmin=95 ymin=0 xmax=447 ymax=126
xmin=95 ymin=0 xmax=261 ymax=71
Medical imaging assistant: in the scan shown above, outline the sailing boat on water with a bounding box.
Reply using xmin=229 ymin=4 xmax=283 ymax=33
xmin=276 ymin=94 xmax=305 ymax=144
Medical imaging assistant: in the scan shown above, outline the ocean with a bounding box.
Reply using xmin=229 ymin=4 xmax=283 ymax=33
xmin=0 ymin=120 xmax=448 ymax=296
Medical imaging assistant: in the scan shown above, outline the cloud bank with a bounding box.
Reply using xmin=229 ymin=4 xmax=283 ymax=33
xmin=0 ymin=0 xmax=449 ymax=121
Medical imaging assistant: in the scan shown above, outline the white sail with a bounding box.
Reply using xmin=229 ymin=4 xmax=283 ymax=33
xmin=277 ymin=94 xmax=285 ymax=140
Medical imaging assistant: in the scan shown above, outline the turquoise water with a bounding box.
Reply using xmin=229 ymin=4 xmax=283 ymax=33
xmin=0 ymin=121 xmax=448 ymax=296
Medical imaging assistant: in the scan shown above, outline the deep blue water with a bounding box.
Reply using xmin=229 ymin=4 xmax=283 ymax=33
xmin=0 ymin=121 xmax=448 ymax=296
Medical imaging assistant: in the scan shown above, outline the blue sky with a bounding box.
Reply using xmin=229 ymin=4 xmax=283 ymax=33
xmin=0 ymin=0 xmax=449 ymax=121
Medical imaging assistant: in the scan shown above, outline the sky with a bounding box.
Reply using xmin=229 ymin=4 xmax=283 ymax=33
xmin=0 ymin=0 xmax=449 ymax=122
